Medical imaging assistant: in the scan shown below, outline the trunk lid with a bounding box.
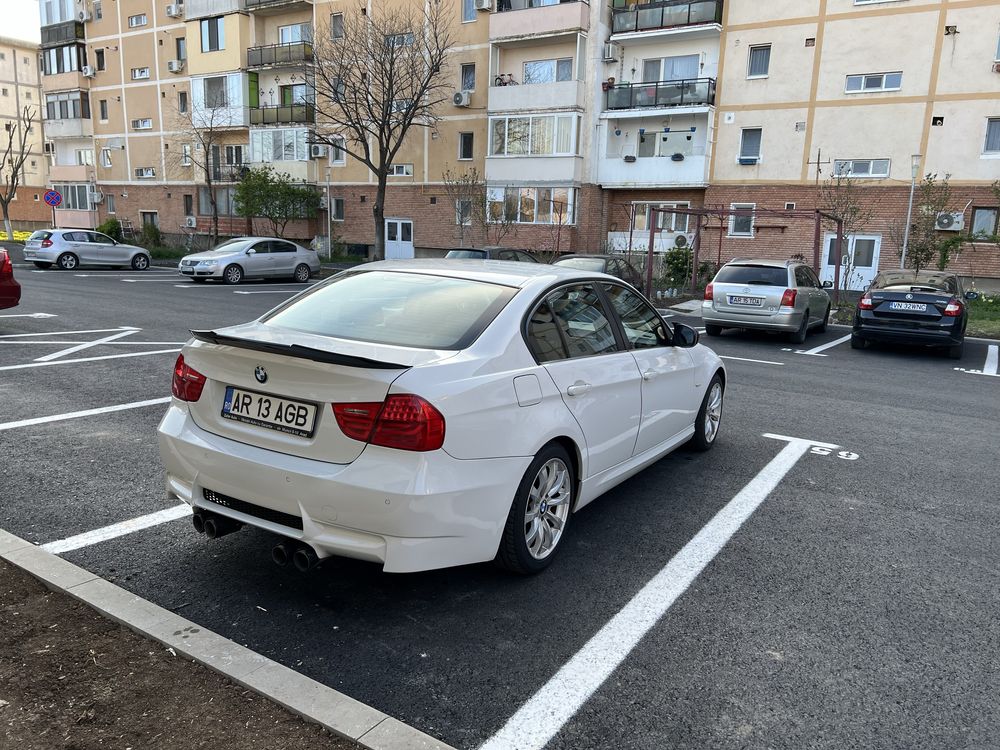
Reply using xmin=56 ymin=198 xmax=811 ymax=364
xmin=868 ymin=289 xmax=953 ymax=327
xmin=711 ymin=264 xmax=791 ymax=317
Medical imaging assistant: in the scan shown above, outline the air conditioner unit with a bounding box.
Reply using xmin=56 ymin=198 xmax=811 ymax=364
xmin=78 ymin=10 xmax=92 ymax=22
xmin=935 ymin=211 xmax=965 ymax=232
xmin=674 ymin=234 xmax=688 ymax=248
xmin=167 ymin=59 xmax=185 ymax=73
xmin=475 ymin=0 xmax=492 ymax=11
xmin=602 ymin=43 xmax=618 ymax=62
xmin=452 ymin=90 xmax=471 ymax=107
xmin=738 ymin=156 xmax=759 ymax=165
xmin=82 ymin=65 xmax=96 ymax=78
xmin=184 ymin=216 xmax=197 ymax=228
xmin=310 ymin=144 xmax=328 ymax=158
xmin=89 ymin=191 xmax=103 ymax=204
xmin=165 ymin=4 xmax=183 ymax=18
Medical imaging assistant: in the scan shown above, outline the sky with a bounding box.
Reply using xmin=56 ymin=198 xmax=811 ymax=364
xmin=9 ymin=1 xmax=41 ymax=44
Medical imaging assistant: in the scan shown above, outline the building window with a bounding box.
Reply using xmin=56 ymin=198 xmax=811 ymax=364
xmin=386 ymin=32 xmax=414 ymax=48
xmin=330 ymin=13 xmax=344 ymax=40
xmin=971 ymin=207 xmax=999 ymax=237
xmin=279 ymin=83 xmax=310 ymax=105
xmin=94 ymin=0 xmax=102 ymax=20
xmin=456 ymin=199 xmax=472 ymax=225
xmin=250 ymin=129 xmax=309 ymax=162
xmin=183 ymin=194 xmax=194 ymax=216
xmin=128 ymin=14 xmax=147 ymax=28
xmin=98 ymin=99 xmax=108 ymax=120
xmin=463 ymin=0 xmax=476 ymax=22
xmin=458 ymin=132 xmax=474 ymax=160
xmin=985 ymin=118 xmax=1000 ymax=153
xmin=523 ymin=58 xmax=573 ymax=85
xmin=461 ymin=63 xmax=476 ymax=91
xmin=95 ymin=49 xmax=105 ymax=71
xmin=42 ymin=45 xmax=87 ymax=76
xmin=490 ymin=114 xmax=577 ymax=157
xmin=198 ymin=187 xmax=237 ymax=216
xmin=389 ymin=163 xmax=414 ymax=176
xmin=99 ymin=148 xmax=112 ymax=167
xmin=330 ymin=136 xmax=346 ymax=165
xmin=729 ymin=203 xmax=755 ymax=237
xmin=181 ymin=144 xmax=192 ymax=166
xmin=331 ymin=197 xmax=345 ymax=221
xmin=176 ymin=37 xmax=187 ymax=61
xmin=45 ymin=91 xmax=90 ymax=120
xmin=134 ymin=167 xmax=156 ymax=179
xmin=279 ymin=23 xmax=312 ymax=44
xmin=201 ymin=17 xmax=225 ymax=52
xmin=203 ymin=76 xmax=228 ymax=108
xmin=487 ymin=186 xmax=576 ymax=225
xmin=105 ymin=193 xmax=115 ymax=214
xmin=0 ymin=88 xmax=6 ymax=96
xmin=178 ymin=91 xmax=188 ymax=113
xmin=833 ymin=159 xmax=890 ymax=178
xmin=52 ymin=183 xmax=91 ymax=211
xmin=642 ymin=54 xmax=698 ymax=83
xmin=131 ymin=67 xmax=150 ymax=80
xmin=747 ymin=44 xmax=771 ymax=78
xmin=632 ymin=202 xmax=690 ymax=233
xmin=75 ymin=149 xmax=94 ymax=166
xmin=845 ymin=72 xmax=902 ymax=93
xmin=130 ymin=117 xmax=153 ymax=130
xmin=739 ymin=128 xmax=762 ymax=161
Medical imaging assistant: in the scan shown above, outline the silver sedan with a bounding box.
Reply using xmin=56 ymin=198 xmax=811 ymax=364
xmin=23 ymin=229 xmax=151 ymax=271
xmin=178 ymin=237 xmax=321 ymax=285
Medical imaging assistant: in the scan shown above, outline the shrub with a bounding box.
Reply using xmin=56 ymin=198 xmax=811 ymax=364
xmin=96 ymin=218 xmax=123 ymax=241
xmin=139 ymin=222 xmax=162 ymax=247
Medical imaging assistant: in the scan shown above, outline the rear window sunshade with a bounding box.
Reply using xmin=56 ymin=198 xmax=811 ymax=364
xmin=190 ymin=329 xmax=409 ymax=370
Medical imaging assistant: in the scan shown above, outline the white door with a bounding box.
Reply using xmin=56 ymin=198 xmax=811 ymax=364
xmin=385 ymin=219 xmax=414 ymax=259
xmin=821 ymin=234 xmax=881 ymax=290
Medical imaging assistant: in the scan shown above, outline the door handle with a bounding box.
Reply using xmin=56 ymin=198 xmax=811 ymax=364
xmin=566 ymin=381 xmax=592 ymax=397
xmin=642 ymin=369 xmax=657 ymax=381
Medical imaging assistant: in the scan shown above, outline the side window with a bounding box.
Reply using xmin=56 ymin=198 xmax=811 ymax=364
xmin=603 ymin=283 xmax=669 ymax=349
xmin=65 ymin=231 xmax=89 ymax=242
xmin=806 ymin=268 xmax=822 ymax=287
xmin=89 ymin=232 xmax=114 ymax=244
xmin=271 ymin=241 xmax=296 ymax=253
xmin=516 ymin=251 xmax=538 ymax=263
xmin=496 ymin=250 xmax=517 ymax=261
xmin=526 ymin=302 xmax=567 ymax=363
xmin=547 ymin=284 xmax=619 ymax=358
xmin=251 ymin=241 xmax=270 ymax=254
xmin=794 ymin=267 xmax=812 ymax=287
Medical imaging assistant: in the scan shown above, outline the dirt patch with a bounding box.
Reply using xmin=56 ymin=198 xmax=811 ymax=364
xmin=0 ymin=561 xmax=357 ymax=750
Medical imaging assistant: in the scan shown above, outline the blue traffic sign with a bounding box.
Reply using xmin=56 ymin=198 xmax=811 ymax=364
xmin=43 ymin=190 xmax=62 ymax=207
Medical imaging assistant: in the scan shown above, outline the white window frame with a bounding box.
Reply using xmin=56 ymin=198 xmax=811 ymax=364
xmin=462 ymin=0 xmax=476 ymax=23
xmin=330 ymin=13 xmax=344 ymax=40
xmin=738 ymin=127 xmax=762 ymax=162
xmin=127 ymin=13 xmax=147 ymax=28
xmin=200 ymin=17 xmax=225 ymax=53
xmin=522 ymin=57 xmax=573 ymax=85
xmin=489 ymin=114 xmax=578 ymax=157
xmin=747 ymin=44 xmax=771 ymax=79
xmin=983 ymin=117 xmax=1000 ymax=156
xmin=131 ymin=67 xmax=150 ymax=80
xmin=833 ymin=159 xmax=890 ymax=178
xmin=460 ymin=63 xmax=476 ymax=91
xmin=134 ymin=167 xmax=156 ymax=179
xmin=99 ymin=148 xmax=112 ymax=167
xmin=249 ymin=129 xmax=309 ymax=163
xmin=456 ymin=198 xmax=472 ymax=225
xmin=845 ymin=71 xmax=902 ymax=93
xmin=632 ymin=201 xmax=690 ymax=233
xmin=130 ymin=117 xmax=153 ymax=130
xmin=331 ymin=197 xmax=345 ymax=222
xmin=330 ymin=135 xmax=346 ymax=165
xmin=279 ymin=23 xmax=312 ymax=44
xmin=728 ymin=203 xmax=756 ymax=237
xmin=486 ymin=186 xmax=577 ymax=225
xmin=106 ymin=193 xmax=115 ymax=214
xmin=181 ymin=144 xmax=192 ymax=166
xmin=388 ymin=164 xmax=414 ymax=176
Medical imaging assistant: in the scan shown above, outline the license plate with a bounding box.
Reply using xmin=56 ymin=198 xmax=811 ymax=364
xmin=222 ymin=386 xmax=317 ymax=438
xmin=888 ymin=302 xmax=927 ymax=312
xmin=180 ymin=269 xmax=194 ymax=275
xmin=728 ymin=295 xmax=764 ymax=307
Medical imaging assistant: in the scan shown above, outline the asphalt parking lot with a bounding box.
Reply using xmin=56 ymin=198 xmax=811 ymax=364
xmin=2 ymin=263 xmax=999 ymax=749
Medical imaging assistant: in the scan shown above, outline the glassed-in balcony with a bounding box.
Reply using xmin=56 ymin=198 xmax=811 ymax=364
xmin=41 ymin=21 xmax=85 ymax=48
xmin=250 ymin=104 xmax=316 ymax=125
xmin=245 ymin=0 xmax=312 ymax=12
xmin=611 ymin=0 xmax=722 ymax=36
xmin=247 ymin=42 xmax=313 ymax=68
xmin=491 ymin=0 xmax=589 ymax=39
xmin=606 ymin=77 xmax=715 ymax=111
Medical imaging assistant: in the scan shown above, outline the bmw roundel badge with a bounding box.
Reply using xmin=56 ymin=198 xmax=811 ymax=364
xmin=254 ymin=365 xmax=268 ymax=384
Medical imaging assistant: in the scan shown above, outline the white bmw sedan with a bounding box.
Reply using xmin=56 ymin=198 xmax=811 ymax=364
xmin=157 ymin=261 xmax=726 ymax=574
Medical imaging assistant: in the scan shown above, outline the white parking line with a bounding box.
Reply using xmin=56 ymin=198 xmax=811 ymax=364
xmin=0 ymin=312 xmax=58 ymax=319
xmin=0 ymin=396 xmax=170 ymax=431
xmin=0 ymin=349 xmax=180 ymax=371
xmin=73 ymin=272 xmax=176 ymax=277
xmin=41 ymin=504 xmax=192 ymax=554
xmin=233 ymin=290 xmax=304 ymax=295
xmin=719 ymin=355 xmax=784 ymax=366
xmin=985 ymin=345 xmax=999 ymax=376
xmin=480 ymin=433 xmax=839 ymax=750
xmin=121 ymin=278 xmax=187 ymax=283
xmin=0 ymin=327 xmax=138 ymax=339
xmin=34 ymin=328 xmax=137 ymax=362
xmin=788 ymin=333 xmax=853 ymax=357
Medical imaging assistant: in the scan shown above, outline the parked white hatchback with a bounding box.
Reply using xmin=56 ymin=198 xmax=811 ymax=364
xmin=157 ymin=260 xmax=726 ymax=574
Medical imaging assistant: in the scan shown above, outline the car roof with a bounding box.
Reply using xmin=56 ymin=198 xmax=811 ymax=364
xmin=726 ymin=258 xmax=795 ymax=268
xmin=352 ymin=259 xmax=617 ymax=289
xmin=555 ymin=254 xmax=612 ymax=261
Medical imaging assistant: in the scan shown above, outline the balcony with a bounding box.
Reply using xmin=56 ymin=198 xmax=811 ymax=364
xmin=247 ymin=42 xmax=313 ymax=68
xmin=610 ymin=0 xmax=722 ymax=38
xmin=605 ymin=78 xmax=715 ymax=112
xmin=490 ymin=0 xmax=589 ymax=41
xmin=489 ymin=80 xmax=583 ymax=112
xmin=245 ymin=0 xmax=313 ymax=14
xmin=41 ymin=20 xmax=85 ymax=48
xmin=54 ymin=209 xmax=98 ymax=230
xmin=49 ymin=164 xmax=94 ymax=182
xmin=248 ymin=159 xmax=318 ymax=183
xmin=250 ymin=104 xmax=316 ymax=125
xmin=43 ymin=118 xmax=94 ymax=139
xmin=185 ymin=0 xmax=245 ymax=19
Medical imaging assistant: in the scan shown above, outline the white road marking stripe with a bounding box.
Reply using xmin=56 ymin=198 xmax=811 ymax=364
xmin=794 ymin=333 xmax=852 ymax=357
xmin=233 ymin=290 xmax=303 ymax=295
xmin=480 ymin=433 xmax=834 ymax=750
xmin=0 ymin=396 xmax=170 ymax=431
xmin=0 ymin=327 xmax=138 ymax=339
xmin=0 ymin=312 xmax=58 ymax=319
xmin=720 ymin=355 xmax=785 ymax=366
xmin=985 ymin=345 xmax=999 ymax=376
xmin=41 ymin=504 xmax=191 ymax=554
xmin=73 ymin=272 xmax=176 ymax=277
xmin=34 ymin=328 xmax=138 ymax=362
xmin=0 ymin=349 xmax=180 ymax=371
xmin=121 ymin=278 xmax=186 ymax=283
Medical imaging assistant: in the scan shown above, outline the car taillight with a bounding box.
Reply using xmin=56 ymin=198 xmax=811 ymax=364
xmin=780 ymin=288 xmax=797 ymax=307
xmin=41 ymin=239 xmax=53 ymax=248
xmin=943 ymin=298 xmax=963 ymax=317
xmin=171 ymin=354 xmax=207 ymax=402
xmin=0 ymin=252 xmax=11 ymax=279
xmin=704 ymin=283 xmax=714 ymax=301
xmin=859 ymin=292 xmax=874 ymax=310
xmin=333 ymin=394 xmax=445 ymax=452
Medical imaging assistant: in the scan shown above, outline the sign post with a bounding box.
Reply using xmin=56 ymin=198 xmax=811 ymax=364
xmin=43 ymin=189 xmax=62 ymax=228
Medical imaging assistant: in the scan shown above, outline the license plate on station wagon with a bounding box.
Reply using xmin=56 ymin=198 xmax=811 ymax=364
xmin=222 ymin=386 xmax=317 ymax=438
xmin=728 ymin=295 xmax=764 ymax=307
xmin=888 ymin=302 xmax=927 ymax=312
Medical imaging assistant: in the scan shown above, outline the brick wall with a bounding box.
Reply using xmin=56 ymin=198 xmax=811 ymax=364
xmin=8 ymin=186 xmax=54 ymax=227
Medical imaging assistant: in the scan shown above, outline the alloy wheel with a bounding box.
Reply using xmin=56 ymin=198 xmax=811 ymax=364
xmin=524 ymin=458 xmax=571 ymax=560
xmin=704 ymin=381 xmax=723 ymax=443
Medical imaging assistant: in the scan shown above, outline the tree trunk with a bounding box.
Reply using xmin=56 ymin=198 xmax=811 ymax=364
xmin=210 ymin=202 xmax=219 ymax=246
xmin=1 ymin=203 xmax=12 ymax=242
xmin=372 ymin=174 xmax=388 ymax=261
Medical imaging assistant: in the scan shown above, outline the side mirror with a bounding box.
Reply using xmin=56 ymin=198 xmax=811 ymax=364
xmin=671 ymin=323 xmax=699 ymax=348
xmin=246 ymin=248 xmax=256 ymax=255
xmin=822 ymin=280 xmax=833 ymax=289
xmin=964 ymin=290 xmax=979 ymax=300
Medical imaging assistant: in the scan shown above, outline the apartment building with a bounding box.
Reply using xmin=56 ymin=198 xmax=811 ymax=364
xmin=1 ymin=35 xmax=49 ymax=226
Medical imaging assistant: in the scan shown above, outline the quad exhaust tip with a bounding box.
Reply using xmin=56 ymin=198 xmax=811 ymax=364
xmin=271 ymin=541 xmax=294 ymax=567
xmin=292 ymin=545 xmax=320 ymax=573
xmin=193 ymin=510 xmax=243 ymax=539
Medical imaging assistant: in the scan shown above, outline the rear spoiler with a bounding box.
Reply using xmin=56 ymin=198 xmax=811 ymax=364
xmin=190 ymin=330 xmax=410 ymax=370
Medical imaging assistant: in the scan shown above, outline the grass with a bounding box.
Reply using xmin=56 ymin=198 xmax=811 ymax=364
xmin=967 ymin=295 xmax=1000 ymax=339
xmin=148 ymin=245 xmax=189 ymax=259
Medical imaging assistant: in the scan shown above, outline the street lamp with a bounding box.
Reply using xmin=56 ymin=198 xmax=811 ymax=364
xmin=900 ymin=153 xmax=921 ymax=269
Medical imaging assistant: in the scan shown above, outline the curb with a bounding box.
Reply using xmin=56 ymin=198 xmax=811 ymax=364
xmin=0 ymin=528 xmax=455 ymax=750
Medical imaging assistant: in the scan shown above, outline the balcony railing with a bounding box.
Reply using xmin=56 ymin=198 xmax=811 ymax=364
xmin=250 ymin=103 xmax=316 ymax=125
xmin=611 ymin=0 xmax=722 ymax=35
xmin=496 ymin=0 xmax=584 ymax=12
xmin=211 ymin=164 xmax=250 ymax=182
xmin=245 ymin=0 xmax=311 ymax=8
xmin=247 ymin=42 xmax=314 ymax=68
xmin=606 ymin=77 xmax=715 ymax=110
xmin=41 ymin=20 xmax=85 ymax=48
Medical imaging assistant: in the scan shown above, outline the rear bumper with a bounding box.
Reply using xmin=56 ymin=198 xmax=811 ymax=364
xmin=0 ymin=279 xmax=20 ymax=309
xmin=702 ymin=302 xmax=801 ymax=332
xmin=854 ymin=316 xmax=964 ymax=346
xmin=157 ymin=403 xmax=531 ymax=573
xmin=22 ymin=248 xmax=59 ymax=262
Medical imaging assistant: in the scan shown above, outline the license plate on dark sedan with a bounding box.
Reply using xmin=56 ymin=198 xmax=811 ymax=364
xmin=728 ymin=295 xmax=764 ymax=307
xmin=222 ymin=386 xmax=317 ymax=438
xmin=888 ymin=302 xmax=927 ymax=312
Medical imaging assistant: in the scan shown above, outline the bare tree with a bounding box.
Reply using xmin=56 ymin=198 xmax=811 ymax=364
xmin=819 ymin=172 xmax=880 ymax=291
xmin=889 ymin=173 xmax=952 ymax=274
xmin=442 ymin=166 xmax=485 ymax=247
xmin=484 ymin=186 xmax=519 ymax=247
xmin=0 ymin=106 xmax=35 ymax=241
xmin=311 ymin=1 xmax=454 ymax=259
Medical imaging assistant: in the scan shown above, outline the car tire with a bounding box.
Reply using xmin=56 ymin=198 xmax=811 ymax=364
xmin=704 ymin=324 xmax=722 ymax=337
xmin=688 ymin=373 xmax=724 ymax=452
xmin=948 ymin=341 xmax=964 ymax=360
xmin=293 ymin=263 xmax=311 ymax=283
xmin=131 ymin=254 xmax=150 ymax=271
xmin=850 ymin=333 xmax=868 ymax=350
xmin=222 ymin=264 xmax=243 ymax=285
xmin=56 ymin=253 xmax=78 ymax=271
xmin=816 ymin=304 xmax=831 ymax=333
xmin=33 ymin=262 xmax=52 ymax=269
xmin=789 ymin=314 xmax=809 ymax=345
xmin=495 ymin=443 xmax=575 ymax=575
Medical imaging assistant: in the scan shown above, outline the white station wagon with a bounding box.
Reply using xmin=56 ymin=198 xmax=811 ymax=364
xmin=157 ymin=261 xmax=726 ymax=574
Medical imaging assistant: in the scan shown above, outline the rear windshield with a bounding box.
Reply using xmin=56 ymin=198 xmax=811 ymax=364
xmin=446 ymin=250 xmax=488 ymax=259
xmin=554 ymin=257 xmax=605 ymax=272
xmin=714 ymin=265 xmax=789 ymax=286
xmin=28 ymin=231 xmax=52 ymax=241
xmin=874 ymin=272 xmax=957 ymax=294
xmin=261 ymin=270 xmax=517 ymax=350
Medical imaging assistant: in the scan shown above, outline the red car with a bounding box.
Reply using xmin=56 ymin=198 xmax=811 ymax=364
xmin=0 ymin=247 xmax=21 ymax=309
